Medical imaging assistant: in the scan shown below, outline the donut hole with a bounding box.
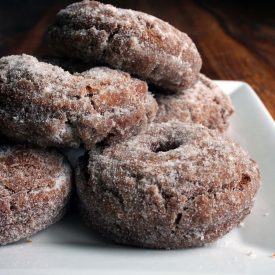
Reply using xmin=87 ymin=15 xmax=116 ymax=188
xmin=154 ymin=140 xmax=181 ymax=153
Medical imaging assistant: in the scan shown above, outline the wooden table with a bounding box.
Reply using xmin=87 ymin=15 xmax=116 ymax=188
xmin=1 ymin=0 xmax=274 ymax=119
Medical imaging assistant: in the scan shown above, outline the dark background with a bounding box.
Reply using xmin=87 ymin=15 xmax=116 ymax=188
xmin=1 ymin=0 xmax=275 ymax=118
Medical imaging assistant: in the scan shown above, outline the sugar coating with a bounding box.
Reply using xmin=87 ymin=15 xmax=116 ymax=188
xmin=46 ymin=0 xmax=202 ymax=92
xmin=0 ymin=54 xmax=157 ymax=149
xmin=0 ymin=145 xmax=73 ymax=245
xmin=153 ymin=74 xmax=234 ymax=132
xmin=76 ymin=122 xmax=260 ymax=249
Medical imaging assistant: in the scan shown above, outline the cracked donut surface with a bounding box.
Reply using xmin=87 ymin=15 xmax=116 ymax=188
xmin=75 ymin=122 xmax=260 ymax=249
xmin=153 ymin=74 xmax=234 ymax=132
xmin=0 ymin=54 xmax=157 ymax=149
xmin=0 ymin=145 xmax=72 ymax=245
xmin=46 ymin=0 xmax=202 ymax=92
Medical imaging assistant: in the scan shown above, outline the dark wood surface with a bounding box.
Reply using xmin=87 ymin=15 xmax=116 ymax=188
xmin=1 ymin=0 xmax=274 ymax=119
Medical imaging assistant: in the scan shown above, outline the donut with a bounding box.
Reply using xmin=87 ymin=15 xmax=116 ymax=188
xmin=0 ymin=145 xmax=72 ymax=245
xmin=46 ymin=0 xmax=202 ymax=92
xmin=0 ymin=54 xmax=157 ymax=149
xmin=153 ymin=74 xmax=234 ymax=132
xmin=75 ymin=122 xmax=260 ymax=249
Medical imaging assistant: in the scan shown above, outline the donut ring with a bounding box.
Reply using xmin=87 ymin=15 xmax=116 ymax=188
xmin=153 ymin=74 xmax=234 ymax=132
xmin=0 ymin=145 xmax=72 ymax=245
xmin=0 ymin=54 xmax=157 ymax=149
xmin=76 ymin=122 xmax=260 ymax=249
xmin=46 ymin=0 xmax=202 ymax=92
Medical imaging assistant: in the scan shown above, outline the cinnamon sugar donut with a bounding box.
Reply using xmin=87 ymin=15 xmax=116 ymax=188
xmin=153 ymin=74 xmax=234 ymax=132
xmin=0 ymin=145 xmax=72 ymax=245
xmin=0 ymin=54 xmax=157 ymax=149
xmin=46 ymin=0 xmax=202 ymax=92
xmin=75 ymin=122 xmax=260 ymax=249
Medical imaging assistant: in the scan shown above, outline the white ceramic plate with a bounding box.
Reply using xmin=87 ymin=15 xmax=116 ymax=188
xmin=1 ymin=81 xmax=275 ymax=275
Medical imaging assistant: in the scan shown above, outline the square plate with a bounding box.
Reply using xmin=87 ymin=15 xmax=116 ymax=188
xmin=1 ymin=81 xmax=275 ymax=275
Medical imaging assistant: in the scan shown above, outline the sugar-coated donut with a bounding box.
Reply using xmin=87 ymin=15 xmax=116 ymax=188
xmin=46 ymin=0 xmax=202 ymax=92
xmin=75 ymin=122 xmax=260 ymax=249
xmin=153 ymin=74 xmax=234 ymax=132
xmin=0 ymin=145 xmax=72 ymax=245
xmin=0 ymin=54 xmax=157 ymax=149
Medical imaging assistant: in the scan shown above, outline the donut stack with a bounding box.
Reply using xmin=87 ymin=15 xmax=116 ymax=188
xmin=0 ymin=0 xmax=260 ymax=248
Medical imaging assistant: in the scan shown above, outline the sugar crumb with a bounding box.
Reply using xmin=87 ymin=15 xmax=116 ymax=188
xmin=238 ymin=221 xmax=245 ymax=227
xmin=248 ymin=251 xmax=256 ymax=258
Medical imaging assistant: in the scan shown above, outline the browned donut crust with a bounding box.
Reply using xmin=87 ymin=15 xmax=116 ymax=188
xmin=76 ymin=122 xmax=260 ymax=249
xmin=46 ymin=0 xmax=202 ymax=92
xmin=0 ymin=145 xmax=72 ymax=245
xmin=0 ymin=54 xmax=157 ymax=149
xmin=153 ymin=74 xmax=234 ymax=132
